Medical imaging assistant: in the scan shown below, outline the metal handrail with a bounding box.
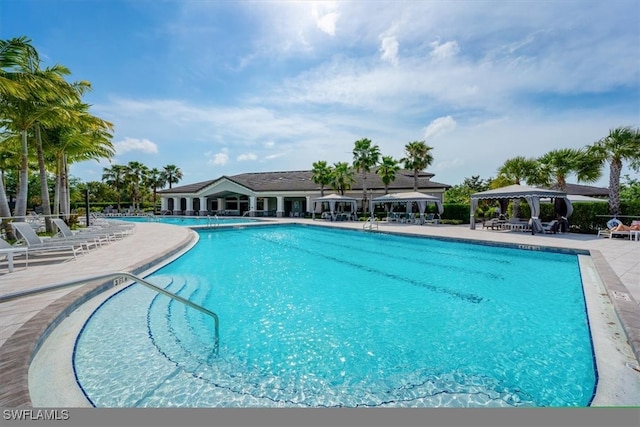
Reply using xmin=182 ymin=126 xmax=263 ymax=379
xmin=206 ymin=215 xmax=220 ymax=228
xmin=0 ymin=271 xmax=220 ymax=355
xmin=363 ymin=216 xmax=378 ymax=231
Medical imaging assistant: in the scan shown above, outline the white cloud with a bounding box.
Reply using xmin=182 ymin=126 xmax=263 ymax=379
xmin=207 ymin=148 xmax=229 ymax=166
xmin=380 ymin=35 xmax=399 ymax=66
xmin=237 ymin=152 xmax=258 ymax=161
xmin=312 ymin=2 xmax=339 ymax=36
xmin=264 ymin=153 xmax=287 ymax=160
xmin=424 ymin=116 xmax=457 ymax=139
xmin=114 ymin=137 xmax=158 ymax=154
xmin=430 ymin=40 xmax=460 ymax=60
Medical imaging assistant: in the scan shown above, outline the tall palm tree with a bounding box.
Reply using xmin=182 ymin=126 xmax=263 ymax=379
xmin=0 ymin=37 xmax=42 ymax=100
xmin=537 ymin=148 xmax=601 ymax=192
xmin=330 ymin=162 xmax=354 ymax=196
xmin=1 ymin=63 xmax=74 ymax=218
xmin=402 ymin=141 xmax=434 ymax=191
xmin=496 ymin=156 xmax=540 ymax=218
xmin=146 ymin=168 xmax=165 ymax=214
xmin=537 ymin=147 xmax=601 ymax=219
xmin=102 ymin=164 xmax=127 ymax=212
xmin=162 ymin=164 xmax=183 ymax=189
xmin=311 ymin=160 xmax=333 ymax=196
xmin=352 ymin=138 xmax=380 ymax=214
xmin=125 ymin=161 xmax=149 ymax=212
xmin=377 ymin=155 xmax=400 ymax=194
xmin=46 ymin=106 xmax=114 ymax=218
xmin=588 ymin=126 xmax=640 ymax=215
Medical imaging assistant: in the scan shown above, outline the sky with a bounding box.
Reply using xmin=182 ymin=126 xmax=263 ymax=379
xmin=2 ymin=0 xmax=639 ymax=189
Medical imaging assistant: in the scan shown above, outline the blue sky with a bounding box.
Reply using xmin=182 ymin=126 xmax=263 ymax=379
xmin=2 ymin=0 xmax=639 ymax=188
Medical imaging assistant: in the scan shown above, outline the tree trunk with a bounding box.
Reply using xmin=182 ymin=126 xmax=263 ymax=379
xmin=608 ymin=159 xmax=622 ymax=215
xmin=14 ymin=129 xmax=29 ymax=220
xmin=0 ymin=173 xmax=16 ymax=240
xmin=60 ymin=155 xmax=69 ymax=219
xmin=413 ymin=170 xmax=418 ymax=191
xmin=362 ymin=172 xmax=368 ymax=214
xmin=35 ymin=124 xmax=54 ymax=232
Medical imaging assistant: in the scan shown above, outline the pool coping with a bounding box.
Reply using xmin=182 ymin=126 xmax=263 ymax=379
xmin=1 ymin=220 xmax=638 ymax=407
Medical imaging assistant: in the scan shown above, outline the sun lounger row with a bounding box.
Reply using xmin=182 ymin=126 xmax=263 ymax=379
xmin=1 ymin=219 xmax=136 ymax=273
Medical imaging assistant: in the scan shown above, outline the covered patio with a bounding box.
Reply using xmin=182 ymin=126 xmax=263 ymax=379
xmin=470 ymin=184 xmax=573 ymax=234
xmin=372 ymin=192 xmax=444 ymax=225
xmin=311 ymin=193 xmax=358 ymax=221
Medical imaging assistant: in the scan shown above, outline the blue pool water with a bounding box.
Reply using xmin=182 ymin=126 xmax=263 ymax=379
xmin=74 ymin=225 xmax=596 ymax=407
xmin=116 ymin=215 xmax=258 ymax=226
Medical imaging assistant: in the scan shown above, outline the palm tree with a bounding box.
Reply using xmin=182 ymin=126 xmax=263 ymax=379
xmin=1 ymin=56 xmax=74 ymax=218
xmin=402 ymin=141 xmax=434 ymax=191
xmin=46 ymin=106 xmax=114 ymax=218
xmin=496 ymin=156 xmax=539 ymax=218
xmin=538 ymin=148 xmax=601 ymax=191
xmin=146 ymin=168 xmax=165 ymax=214
xmin=162 ymin=164 xmax=183 ymax=189
xmin=377 ymin=156 xmax=400 ymax=194
xmin=588 ymin=126 xmax=640 ymax=215
xmin=330 ymin=162 xmax=354 ymax=196
xmin=0 ymin=37 xmax=42 ymax=100
xmin=0 ymin=37 xmax=113 ymax=223
xmin=102 ymin=164 xmax=127 ymax=212
xmin=537 ymin=147 xmax=601 ymax=219
xmin=311 ymin=160 xmax=333 ymax=196
xmin=352 ymin=138 xmax=380 ymax=214
xmin=125 ymin=161 xmax=149 ymax=212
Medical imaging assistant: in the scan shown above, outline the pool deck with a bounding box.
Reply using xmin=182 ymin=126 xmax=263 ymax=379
xmin=0 ymin=218 xmax=638 ymax=408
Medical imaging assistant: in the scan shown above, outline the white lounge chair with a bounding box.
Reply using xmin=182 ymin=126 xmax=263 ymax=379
xmin=10 ymin=222 xmax=85 ymax=259
xmin=51 ymin=218 xmax=115 ymax=246
xmin=0 ymin=237 xmax=29 ymax=272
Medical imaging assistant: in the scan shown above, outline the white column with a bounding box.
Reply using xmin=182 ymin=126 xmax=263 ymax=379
xmin=199 ymin=196 xmax=207 ymax=215
xmin=264 ymin=198 xmax=269 ymax=212
xmin=276 ymin=196 xmax=284 ymax=217
xmin=305 ymin=196 xmax=312 ymax=213
xmin=161 ymin=197 xmax=168 ymax=212
xmin=173 ymin=197 xmax=179 ymax=214
xmin=249 ymin=196 xmax=257 ymax=217
xmin=217 ymin=198 xmax=224 ymax=214
xmin=186 ymin=197 xmax=194 ymax=215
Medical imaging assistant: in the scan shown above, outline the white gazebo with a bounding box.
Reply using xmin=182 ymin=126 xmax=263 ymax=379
xmin=470 ymin=184 xmax=573 ymax=233
xmin=372 ymin=191 xmax=444 ymax=223
xmin=311 ymin=193 xmax=358 ymax=220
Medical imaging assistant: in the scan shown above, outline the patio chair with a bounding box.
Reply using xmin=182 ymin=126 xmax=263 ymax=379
xmin=0 ymin=237 xmax=29 ymax=272
xmin=52 ymin=218 xmax=115 ymax=246
xmin=540 ymin=220 xmax=559 ymax=234
xmin=10 ymin=222 xmax=86 ymax=259
xmin=424 ymin=213 xmax=439 ymax=225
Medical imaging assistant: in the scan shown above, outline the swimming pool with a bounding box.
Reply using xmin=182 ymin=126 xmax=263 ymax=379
xmin=116 ymin=215 xmax=259 ymax=226
xmin=73 ymin=225 xmax=596 ymax=407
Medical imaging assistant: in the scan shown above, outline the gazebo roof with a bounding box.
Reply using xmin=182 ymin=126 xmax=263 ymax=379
xmin=471 ymin=184 xmax=567 ymax=200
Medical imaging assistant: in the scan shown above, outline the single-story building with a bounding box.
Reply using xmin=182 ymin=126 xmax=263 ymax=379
xmin=157 ymin=169 xmax=451 ymax=217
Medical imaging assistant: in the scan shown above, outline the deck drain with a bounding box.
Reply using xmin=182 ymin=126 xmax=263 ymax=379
xmin=611 ymin=291 xmax=631 ymax=302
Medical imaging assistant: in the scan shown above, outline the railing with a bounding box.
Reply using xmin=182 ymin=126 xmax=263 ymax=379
xmin=363 ymin=217 xmax=379 ymax=231
xmin=0 ymin=271 xmax=220 ymax=356
xmin=204 ymin=215 xmax=220 ymax=228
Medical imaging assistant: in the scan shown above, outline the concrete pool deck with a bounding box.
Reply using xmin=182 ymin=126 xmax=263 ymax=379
xmin=0 ymin=218 xmax=638 ymax=407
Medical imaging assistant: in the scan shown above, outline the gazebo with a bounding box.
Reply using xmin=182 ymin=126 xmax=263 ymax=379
xmin=470 ymin=184 xmax=573 ymax=233
xmin=311 ymin=193 xmax=358 ymax=220
xmin=372 ymin=192 xmax=444 ymax=222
